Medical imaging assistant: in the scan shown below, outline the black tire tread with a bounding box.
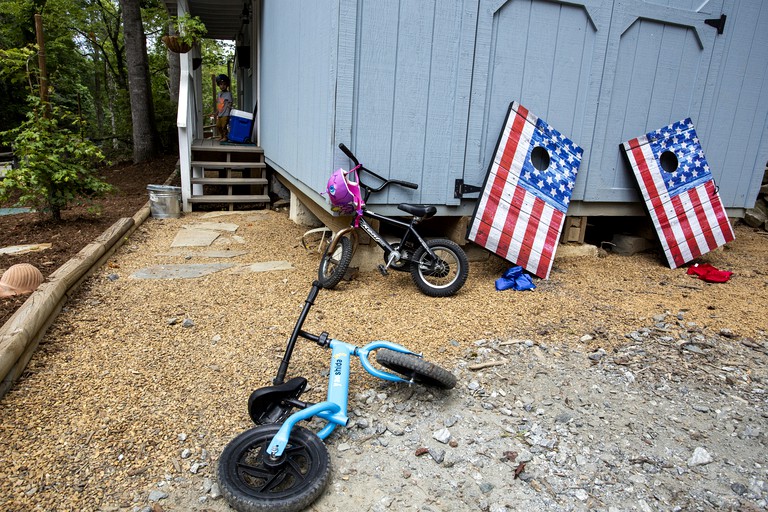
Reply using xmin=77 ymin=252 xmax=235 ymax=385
xmin=410 ymin=238 xmax=469 ymax=297
xmin=217 ymin=425 xmax=330 ymax=512
xmin=317 ymin=235 xmax=353 ymax=289
xmin=375 ymin=349 xmax=457 ymax=389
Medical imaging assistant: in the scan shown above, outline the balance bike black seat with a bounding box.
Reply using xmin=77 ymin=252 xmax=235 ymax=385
xmin=398 ymin=203 xmax=437 ymax=219
xmin=248 ymin=376 xmax=308 ymax=425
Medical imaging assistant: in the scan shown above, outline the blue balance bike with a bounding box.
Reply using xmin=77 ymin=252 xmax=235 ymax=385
xmin=217 ymin=281 xmax=457 ymax=512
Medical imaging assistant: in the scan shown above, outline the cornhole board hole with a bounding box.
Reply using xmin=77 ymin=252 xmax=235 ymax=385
xmin=621 ymin=119 xmax=735 ymax=269
xmin=467 ymin=102 xmax=583 ymax=279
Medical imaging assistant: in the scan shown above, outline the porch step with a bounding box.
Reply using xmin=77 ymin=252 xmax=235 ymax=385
xmin=188 ymin=139 xmax=269 ymax=211
xmin=191 ymin=177 xmax=268 ymax=186
xmin=188 ymin=194 xmax=270 ymax=203
xmin=191 ymin=161 xmax=266 ymax=169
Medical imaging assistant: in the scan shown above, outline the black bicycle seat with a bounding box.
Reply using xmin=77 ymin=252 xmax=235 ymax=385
xmin=248 ymin=376 xmax=308 ymax=424
xmin=398 ymin=203 xmax=437 ymax=219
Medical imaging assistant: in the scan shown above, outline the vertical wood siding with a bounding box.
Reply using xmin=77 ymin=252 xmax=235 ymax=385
xmin=258 ymin=0 xmax=768 ymax=213
xmin=700 ymin=0 xmax=768 ymax=208
xmin=341 ymin=0 xmax=477 ymax=206
xmin=260 ymin=0 xmax=337 ymax=195
xmin=583 ymin=0 xmax=724 ymax=202
xmin=466 ymin=0 xmax=607 ymax=204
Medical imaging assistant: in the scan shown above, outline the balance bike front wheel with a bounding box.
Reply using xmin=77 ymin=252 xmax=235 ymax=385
xmin=376 ymin=349 xmax=457 ymax=389
xmin=218 ymin=424 xmax=330 ymax=512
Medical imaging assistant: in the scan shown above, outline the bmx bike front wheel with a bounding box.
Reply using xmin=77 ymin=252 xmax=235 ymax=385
xmin=318 ymin=235 xmax=353 ymax=289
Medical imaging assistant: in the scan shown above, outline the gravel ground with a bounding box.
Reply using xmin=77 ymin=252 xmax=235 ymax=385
xmin=0 ymin=209 xmax=766 ymax=511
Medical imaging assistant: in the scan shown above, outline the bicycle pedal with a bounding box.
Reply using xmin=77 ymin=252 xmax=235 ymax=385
xmin=377 ymin=264 xmax=389 ymax=276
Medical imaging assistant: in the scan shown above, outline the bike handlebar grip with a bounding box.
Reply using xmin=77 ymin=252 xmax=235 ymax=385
xmin=391 ymin=180 xmax=419 ymax=190
xmin=338 ymin=143 xmax=359 ymax=166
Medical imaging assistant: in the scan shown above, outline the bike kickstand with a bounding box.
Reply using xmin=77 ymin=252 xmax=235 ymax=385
xmin=379 ymin=251 xmax=400 ymax=276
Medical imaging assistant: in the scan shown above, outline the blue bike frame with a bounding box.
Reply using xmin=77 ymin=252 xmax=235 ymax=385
xmin=265 ymin=339 xmax=419 ymax=458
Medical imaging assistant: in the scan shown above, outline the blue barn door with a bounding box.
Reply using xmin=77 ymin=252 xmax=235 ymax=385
xmin=462 ymin=0 xmax=612 ymax=206
xmin=582 ymin=0 xmax=725 ymax=202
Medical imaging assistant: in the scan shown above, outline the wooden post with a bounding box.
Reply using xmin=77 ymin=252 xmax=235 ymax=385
xmin=34 ymin=14 xmax=49 ymax=116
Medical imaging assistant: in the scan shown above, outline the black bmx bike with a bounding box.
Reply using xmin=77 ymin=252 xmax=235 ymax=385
xmin=319 ymin=143 xmax=469 ymax=297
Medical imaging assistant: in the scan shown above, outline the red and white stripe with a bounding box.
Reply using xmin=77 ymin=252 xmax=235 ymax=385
xmin=623 ymin=137 xmax=734 ymax=268
xmin=468 ymin=103 xmax=564 ymax=279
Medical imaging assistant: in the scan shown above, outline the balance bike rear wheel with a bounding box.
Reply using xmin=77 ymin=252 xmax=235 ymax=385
xmin=376 ymin=349 xmax=457 ymax=389
xmin=218 ymin=424 xmax=330 ymax=512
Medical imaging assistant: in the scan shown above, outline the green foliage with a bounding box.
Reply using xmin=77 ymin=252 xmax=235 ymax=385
xmin=167 ymin=13 xmax=207 ymax=47
xmin=0 ymin=46 xmax=36 ymax=84
xmin=0 ymin=0 xmax=235 ymax=161
xmin=0 ymin=97 xmax=114 ymax=221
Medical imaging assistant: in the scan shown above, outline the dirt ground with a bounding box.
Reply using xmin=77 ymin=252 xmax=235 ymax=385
xmin=0 ymin=162 xmax=766 ymax=511
xmin=0 ymin=155 xmax=181 ymax=325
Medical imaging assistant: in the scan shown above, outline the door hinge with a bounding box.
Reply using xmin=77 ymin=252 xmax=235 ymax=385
xmin=454 ymin=179 xmax=482 ymax=198
xmin=705 ymin=14 xmax=727 ymax=35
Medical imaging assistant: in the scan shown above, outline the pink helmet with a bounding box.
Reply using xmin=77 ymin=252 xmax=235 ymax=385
xmin=326 ymin=165 xmax=364 ymax=216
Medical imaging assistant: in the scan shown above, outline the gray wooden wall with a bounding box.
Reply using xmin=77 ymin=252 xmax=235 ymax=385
xmin=258 ymin=0 xmax=768 ymax=216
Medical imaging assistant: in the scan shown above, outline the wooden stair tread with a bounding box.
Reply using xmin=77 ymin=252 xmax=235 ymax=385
xmin=191 ymin=178 xmax=268 ymax=185
xmin=191 ymin=161 xmax=265 ymax=169
xmin=188 ymin=194 xmax=270 ymax=203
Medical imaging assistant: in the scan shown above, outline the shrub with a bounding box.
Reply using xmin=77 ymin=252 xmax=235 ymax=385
xmin=0 ymin=97 xmax=113 ymax=221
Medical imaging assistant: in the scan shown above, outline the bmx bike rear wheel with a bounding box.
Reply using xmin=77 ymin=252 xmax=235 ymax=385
xmin=410 ymin=238 xmax=469 ymax=297
xmin=376 ymin=349 xmax=457 ymax=389
xmin=218 ymin=424 xmax=330 ymax=512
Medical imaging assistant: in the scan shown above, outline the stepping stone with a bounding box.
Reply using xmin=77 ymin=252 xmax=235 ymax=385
xmin=212 ymin=235 xmax=246 ymax=246
xmin=130 ymin=263 xmax=235 ymax=279
xmin=171 ymin=229 xmax=220 ymax=247
xmin=239 ymin=261 xmax=294 ymax=273
xmin=184 ymin=222 xmax=239 ymax=232
xmin=0 ymin=243 xmax=52 ymax=255
xmin=156 ymin=250 xmax=248 ymax=259
xmin=202 ymin=211 xmax=264 ymax=219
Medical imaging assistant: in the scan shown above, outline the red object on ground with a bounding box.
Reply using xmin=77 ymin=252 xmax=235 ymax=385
xmin=686 ymin=263 xmax=733 ymax=283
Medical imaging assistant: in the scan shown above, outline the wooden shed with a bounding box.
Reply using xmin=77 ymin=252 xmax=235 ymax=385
xmin=174 ymin=0 xmax=768 ymax=228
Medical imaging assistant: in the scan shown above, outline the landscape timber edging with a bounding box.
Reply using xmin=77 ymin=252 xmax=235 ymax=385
xmin=0 ymin=204 xmax=152 ymax=398
xmin=0 ymin=164 xmax=181 ymax=399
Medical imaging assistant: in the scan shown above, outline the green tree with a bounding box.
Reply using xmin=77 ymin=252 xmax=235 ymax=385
xmin=0 ymin=98 xmax=113 ymax=221
xmin=120 ymin=0 xmax=159 ymax=162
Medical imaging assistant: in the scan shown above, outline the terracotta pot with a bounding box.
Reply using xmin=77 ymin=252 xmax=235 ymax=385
xmin=162 ymin=35 xmax=193 ymax=54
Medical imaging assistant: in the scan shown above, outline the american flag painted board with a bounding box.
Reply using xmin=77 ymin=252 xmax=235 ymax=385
xmin=467 ymin=102 xmax=583 ymax=279
xmin=622 ymin=119 xmax=735 ymax=269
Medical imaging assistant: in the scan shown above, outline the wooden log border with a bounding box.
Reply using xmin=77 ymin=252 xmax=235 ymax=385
xmin=0 ymin=170 xmax=178 ymax=398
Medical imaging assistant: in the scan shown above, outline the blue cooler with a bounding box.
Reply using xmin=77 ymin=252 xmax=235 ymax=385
xmin=228 ymin=109 xmax=253 ymax=143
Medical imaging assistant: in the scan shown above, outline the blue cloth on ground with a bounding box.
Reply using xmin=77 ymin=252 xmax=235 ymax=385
xmin=495 ymin=266 xmax=536 ymax=291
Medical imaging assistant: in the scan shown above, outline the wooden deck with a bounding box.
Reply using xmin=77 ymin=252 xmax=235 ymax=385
xmin=188 ymin=139 xmax=269 ymax=209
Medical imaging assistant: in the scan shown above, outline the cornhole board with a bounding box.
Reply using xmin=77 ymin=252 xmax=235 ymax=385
xmin=467 ymin=102 xmax=583 ymax=279
xmin=622 ymin=119 xmax=735 ymax=269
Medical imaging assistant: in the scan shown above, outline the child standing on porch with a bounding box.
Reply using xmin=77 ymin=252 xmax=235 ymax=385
xmin=215 ymin=74 xmax=233 ymax=141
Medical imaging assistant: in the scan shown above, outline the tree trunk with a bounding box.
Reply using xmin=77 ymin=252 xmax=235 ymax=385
xmin=120 ymin=0 xmax=160 ymax=163
xmin=168 ymin=49 xmax=180 ymax=105
xmin=91 ymin=36 xmax=104 ymax=138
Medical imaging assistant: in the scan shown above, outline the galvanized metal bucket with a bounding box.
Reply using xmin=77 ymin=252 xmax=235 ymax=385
xmin=147 ymin=185 xmax=182 ymax=219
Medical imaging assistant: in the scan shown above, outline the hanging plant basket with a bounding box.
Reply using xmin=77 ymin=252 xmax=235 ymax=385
xmin=162 ymin=35 xmax=193 ymax=54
